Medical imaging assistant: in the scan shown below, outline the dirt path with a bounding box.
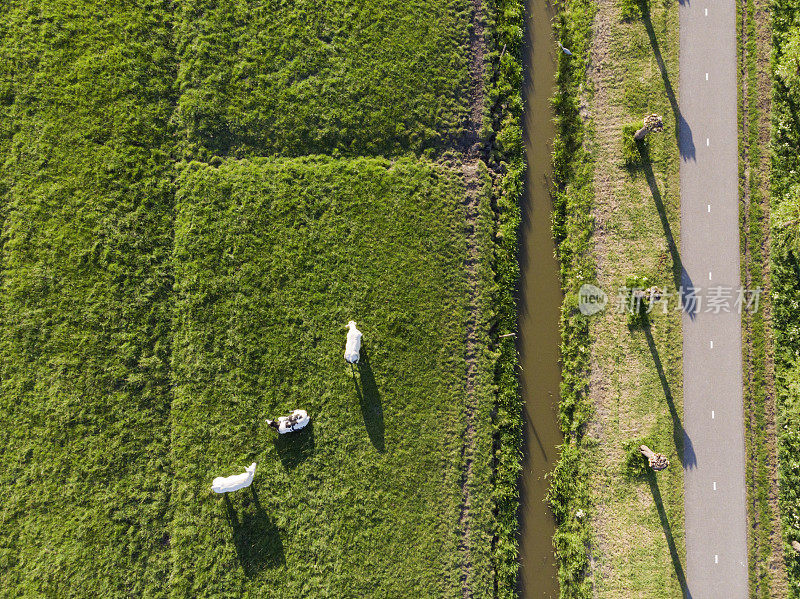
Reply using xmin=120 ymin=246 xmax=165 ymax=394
xmin=456 ymin=0 xmax=487 ymax=595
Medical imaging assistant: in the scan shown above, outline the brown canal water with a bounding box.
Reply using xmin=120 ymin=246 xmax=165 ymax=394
xmin=517 ymin=0 xmax=562 ymax=596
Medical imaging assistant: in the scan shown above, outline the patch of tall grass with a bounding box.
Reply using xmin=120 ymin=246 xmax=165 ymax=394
xmin=548 ymin=0 xmax=597 ymax=595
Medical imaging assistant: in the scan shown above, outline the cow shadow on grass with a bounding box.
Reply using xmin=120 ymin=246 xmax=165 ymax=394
xmin=274 ymin=422 xmax=315 ymax=470
xmin=223 ymin=486 xmax=285 ymax=576
xmin=351 ymin=349 xmax=385 ymax=453
xmin=646 ymin=472 xmax=693 ymax=598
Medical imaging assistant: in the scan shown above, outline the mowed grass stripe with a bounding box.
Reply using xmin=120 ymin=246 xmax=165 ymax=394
xmin=170 ymin=157 xmax=480 ymax=597
xmin=174 ymin=0 xmax=473 ymax=158
xmin=0 ymin=0 xmax=175 ymax=595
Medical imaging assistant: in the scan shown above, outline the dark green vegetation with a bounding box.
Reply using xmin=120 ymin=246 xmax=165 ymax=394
xmin=738 ymin=0 xmax=786 ymax=591
xmin=480 ymin=0 xmax=526 ymax=595
xmin=771 ymin=0 xmax=800 ymax=593
xmin=620 ymin=124 xmax=651 ymax=166
xmin=174 ymin=0 xmax=473 ymax=158
xmin=0 ymin=0 xmax=526 ymax=596
xmin=548 ymin=0 xmax=596 ymax=595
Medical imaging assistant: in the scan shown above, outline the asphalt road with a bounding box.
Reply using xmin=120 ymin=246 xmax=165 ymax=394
xmin=680 ymin=0 xmax=750 ymax=597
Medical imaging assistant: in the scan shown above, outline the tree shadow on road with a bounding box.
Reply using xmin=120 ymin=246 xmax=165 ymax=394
xmin=642 ymin=322 xmax=697 ymax=468
xmin=351 ymin=349 xmax=385 ymax=453
xmin=223 ymin=487 xmax=285 ymax=577
xmin=640 ymin=4 xmax=695 ymax=160
xmin=637 ymin=143 xmax=698 ymax=319
xmin=647 ymin=472 xmax=693 ymax=598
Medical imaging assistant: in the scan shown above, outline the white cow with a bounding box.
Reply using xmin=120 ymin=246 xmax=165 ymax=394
xmin=211 ymin=462 xmax=256 ymax=494
xmin=266 ymin=409 xmax=310 ymax=434
xmin=344 ymin=321 xmax=362 ymax=364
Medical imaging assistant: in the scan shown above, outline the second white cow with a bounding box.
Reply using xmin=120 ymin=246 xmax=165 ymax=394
xmin=344 ymin=321 xmax=362 ymax=364
xmin=211 ymin=462 xmax=257 ymax=494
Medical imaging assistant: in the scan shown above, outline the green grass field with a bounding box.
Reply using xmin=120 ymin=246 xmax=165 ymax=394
xmin=0 ymin=1 xmax=175 ymax=594
xmin=174 ymin=0 xmax=473 ymax=158
xmin=0 ymin=0 xmax=512 ymax=596
xmin=169 ymin=157 xmax=491 ymax=597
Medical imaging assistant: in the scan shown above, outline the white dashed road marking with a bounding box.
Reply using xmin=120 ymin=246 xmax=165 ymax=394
xmin=683 ymin=0 xmax=750 ymax=592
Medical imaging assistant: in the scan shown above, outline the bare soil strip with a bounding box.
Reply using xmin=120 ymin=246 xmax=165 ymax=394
xmin=457 ymin=0 xmax=487 ymax=595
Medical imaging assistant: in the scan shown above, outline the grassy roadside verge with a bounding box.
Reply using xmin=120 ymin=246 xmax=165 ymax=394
xmin=770 ymin=0 xmax=800 ymax=594
xmin=585 ymin=0 xmax=686 ymax=592
xmin=548 ymin=0 xmax=687 ymax=594
xmin=738 ymin=0 xmax=788 ymax=591
xmin=548 ymin=0 xmax=596 ymax=595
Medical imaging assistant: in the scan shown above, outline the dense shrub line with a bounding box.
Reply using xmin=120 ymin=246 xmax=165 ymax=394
xmin=548 ymin=0 xmax=597 ymax=596
xmin=479 ymin=0 xmax=525 ymax=594
xmin=770 ymin=0 xmax=800 ymax=593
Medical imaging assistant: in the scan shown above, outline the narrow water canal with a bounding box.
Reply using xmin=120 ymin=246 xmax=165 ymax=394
xmin=517 ymin=0 xmax=562 ymax=596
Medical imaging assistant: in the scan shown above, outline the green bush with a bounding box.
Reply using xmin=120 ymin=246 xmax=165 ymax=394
xmin=624 ymin=274 xmax=653 ymax=326
xmin=771 ymin=0 xmax=800 ymax=592
xmin=622 ymin=438 xmax=652 ymax=477
xmin=621 ymin=123 xmax=646 ymax=165
xmin=618 ymin=0 xmax=648 ymax=20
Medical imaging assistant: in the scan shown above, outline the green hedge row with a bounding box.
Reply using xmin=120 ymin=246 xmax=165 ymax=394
xmin=549 ymin=0 xmax=597 ymax=596
xmin=480 ymin=0 xmax=525 ymax=594
xmin=770 ymin=0 xmax=800 ymax=593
